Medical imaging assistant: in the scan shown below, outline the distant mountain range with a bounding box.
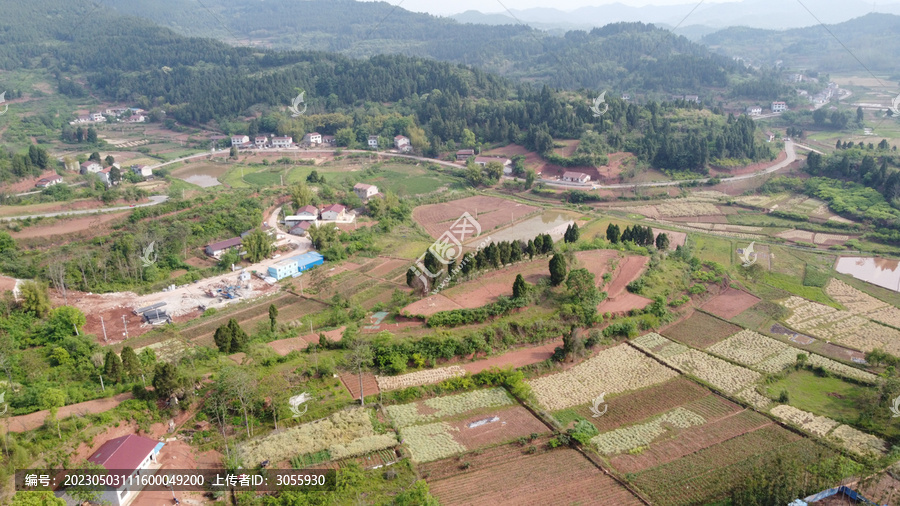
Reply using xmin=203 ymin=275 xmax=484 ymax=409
xmin=451 ymin=0 xmax=900 ymax=35
xmin=703 ymin=13 xmax=900 ymax=73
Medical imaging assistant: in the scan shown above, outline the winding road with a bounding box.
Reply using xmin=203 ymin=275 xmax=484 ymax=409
xmin=0 ymin=195 xmax=169 ymax=221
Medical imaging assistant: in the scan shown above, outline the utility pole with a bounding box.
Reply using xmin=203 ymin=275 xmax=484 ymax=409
xmin=100 ymin=316 xmax=108 ymax=343
xmin=122 ymin=315 xmax=129 ymax=339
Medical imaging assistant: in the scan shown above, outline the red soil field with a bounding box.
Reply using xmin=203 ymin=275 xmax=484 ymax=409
xmin=701 ymin=288 xmax=761 ymax=319
xmin=662 ymin=311 xmax=742 ymax=349
xmin=267 ymin=326 xmax=345 ymax=355
xmin=462 ymin=339 xmax=563 ymax=375
xmin=10 ymin=212 xmax=129 ymax=240
xmin=339 ymin=370 xmax=379 ymax=399
xmin=610 ymin=410 xmax=772 ymax=474
xmin=572 ymin=249 xmax=619 ymax=282
xmin=0 ymin=275 xmax=15 ymax=293
xmin=564 ymin=378 xmax=709 ymax=432
xmin=6 ymin=393 xmax=134 ymax=433
xmin=426 ymin=445 xmax=644 ymax=506
xmin=403 ymin=256 xmax=551 ymax=317
xmin=413 ymin=196 xmax=539 ymax=239
xmin=448 ymin=405 xmax=550 ymax=450
xmin=598 ymin=255 xmax=651 ymax=314
xmin=654 ymin=229 xmax=687 ymax=250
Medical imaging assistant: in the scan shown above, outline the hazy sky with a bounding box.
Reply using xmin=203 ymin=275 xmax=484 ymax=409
xmin=362 ymin=0 xmax=737 ymax=16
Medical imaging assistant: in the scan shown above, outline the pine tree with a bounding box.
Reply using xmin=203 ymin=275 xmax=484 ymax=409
xmin=655 ymin=233 xmax=670 ymax=251
xmin=606 ymin=223 xmax=620 ymax=243
xmin=121 ymin=346 xmax=142 ymax=379
xmin=268 ymin=304 xmax=279 ymax=332
xmin=103 ymin=351 xmax=123 ymax=383
xmin=512 ymin=274 xmax=527 ymax=299
xmin=549 ymin=254 xmax=567 ymax=286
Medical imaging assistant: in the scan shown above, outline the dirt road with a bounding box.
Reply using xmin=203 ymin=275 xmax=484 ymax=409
xmin=4 ymin=393 xmax=133 ymax=433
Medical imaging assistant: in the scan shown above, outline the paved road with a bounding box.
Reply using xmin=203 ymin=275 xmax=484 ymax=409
xmin=536 ymin=140 xmax=797 ymax=190
xmin=0 ymin=195 xmax=169 ymax=221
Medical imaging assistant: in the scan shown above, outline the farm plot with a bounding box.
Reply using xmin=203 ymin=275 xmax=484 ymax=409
xmin=662 ymin=312 xmax=742 ymax=349
xmin=770 ymin=405 xmax=887 ymax=457
xmin=375 ymin=366 xmax=467 ymax=392
xmin=238 ymin=408 xmax=397 ymax=465
xmin=388 ymin=389 xmax=548 ymax=463
xmin=630 ymin=425 xmax=817 ymax=506
xmin=402 ymin=256 xmax=551 ymax=317
xmin=632 ymin=334 xmax=761 ymax=394
xmin=425 ymin=444 xmax=644 ymax=506
xmin=700 ymin=288 xmax=761 ymax=319
xmin=630 ymin=201 xmax=721 ymax=218
xmin=827 ymin=279 xmax=900 ymax=328
xmin=555 ymin=377 xmax=711 ymax=432
xmin=598 ymin=255 xmax=652 ymax=314
xmin=528 ymin=344 xmax=679 ymax=411
xmin=609 ymin=410 xmax=773 ymax=474
xmin=780 ymin=296 xmax=900 ymax=356
xmin=412 ymin=196 xmax=539 ymax=240
xmin=134 ymin=338 xmax=190 ymax=363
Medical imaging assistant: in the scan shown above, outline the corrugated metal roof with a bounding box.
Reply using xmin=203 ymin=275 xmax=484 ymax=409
xmin=88 ymin=435 xmax=158 ymax=472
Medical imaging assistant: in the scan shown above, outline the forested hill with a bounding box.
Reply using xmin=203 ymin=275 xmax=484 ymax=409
xmin=92 ymin=0 xmax=745 ymax=92
xmin=703 ymin=13 xmax=900 ymax=73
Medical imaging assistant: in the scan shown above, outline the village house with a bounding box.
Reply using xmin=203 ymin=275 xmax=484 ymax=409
xmin=303 ymin=132 xmax=323 ymax=145
xmin=322 ymin=134 xmax=336 ymax=146
xmin=289 ymin=221 xmax=313 ymax=237
xmin=34 ymin=175 xmax=63 ymax=188
xmin=83 ymin=434 xmax=162 ymax=506
xmin=320 ymin=203 xmax=348 ymax=221
xmin=367 ymin=135 xmax=378 ymax=148
xmin=80 ymin=161 xmax=103 ymax=174
xmin=131 ymin=164 xmax=152 ymax=178
xmin=284 ymin=205 xmax=319 ymax=228
xmin=97 ymin=167 xmax=115 ymax=186
xmin=394 ymin=135 xmax=411 ymax=152
xmin=205 ymin=237 xmax=243 ymax=258
xmin=90 ymin=112 xmax=106 ymax=122
xmin=105 ymin=107 xmax=128 ymax=116
xmin=254 ymin=136 xmax=268 ymax=148
xmin=474 ymin=156 xmax=513 ymax=174
xmin=683 ymin=95 xmax=700 ymax=103
xmin=746 ymin=106 xmax=762 ymax=116
xmin=231 ymin=135 xmax=250 ymax=146
xmin=271 ymin=136 xmax=293 ymax=148
xmin=562 ymin=171 xmax=591 ymax=184
xmin=353 ymin=183 xmax=379 ymax=201
xmin=456 ymin=149 xmax=475 ymax=161
xmin=771 ymin=101 xmax=787 ymax=113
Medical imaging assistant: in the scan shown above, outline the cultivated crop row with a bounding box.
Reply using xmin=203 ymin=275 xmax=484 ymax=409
xmin=634 ymin=334 xmax=761 ymax=394
xmin=780 ymin=296 xmax=900 ymax=355
xmin=591 ymin=407 xmax=705 ymax=455
xmin=528 ymin=344 xmax=679 ymax=411
xmin=770 ymin=404 xmax=887 ymax=457
xmin=827 ymin=279 xmax=900 ymax=328
xmin=385 ymin=388 xmax=514 ymax=428
xmin=375 ymin=366 xmax=467 ymax=392
xmin=400 ymin=422 xmax=466 ymax=463
xmin=239 ymin=408 xmax=396 ymax=465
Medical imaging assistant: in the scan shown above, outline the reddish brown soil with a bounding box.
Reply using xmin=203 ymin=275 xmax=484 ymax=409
xmin=596 ymin=255 xmax=651 ymax=314
xmin=0 ymin=170 xmax=62 ymax=194
xmin=131 ymin=442 xmax=223 ymax=506
xmin=404 ymin=257 xmax=551 ymax=317
xmin=662 ymin=311 xmax=742 ymax=349
xmin=339 ymin=370 xmax=380 ymax=399
xmin=5 ymin=393 xmax=133 ymax=433
xmin=426 ymin=445 xmax=644 ymax=506
xmin=267 ymin=326 xmax=345 ymax=355
xmin=609 ymin=411 xmax=772 ymax=474
xmin=10 ymin=211 xmax=130 ymax=239
xmin=448 ymin=406 xmax=550 ymax=450
xmin=572 ymin=249 xmax=619 ymax=282
xmin=821 ymin=342 xmax=867 ymax=363
xmin=0 ymin=197 xmax=149 ymax=217
xmin=0 ymin=275 xmax=15 ymax=293
xmin=700 ymin=288 xmax=761 ymax=319
xmin=412 ymin=196 xmax=539 ymax=239
xmin=654 ymin=230 xmax=687 ymax=250
xmin=366 ymin=258 xmax=409 ymax=278
xmin=462 ymin=339 xmax=563 ymax=374
xmin=667 ymin=215 xmax=730 ymax=224
xmin=565 ymin=378 xmax=710 ymax=432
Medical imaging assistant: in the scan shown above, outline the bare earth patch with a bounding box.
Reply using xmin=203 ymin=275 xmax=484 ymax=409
xmin=413 ymin=196 xmax=539 ymax=240
xmin=701 ymin=288 xmax=761 ymax=319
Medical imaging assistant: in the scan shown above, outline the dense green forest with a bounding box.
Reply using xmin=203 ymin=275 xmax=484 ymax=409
xmin=704 ymin=13 xmax=900 ymax=73
xmin=1 ymin=0 xmax=748 ymax=92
